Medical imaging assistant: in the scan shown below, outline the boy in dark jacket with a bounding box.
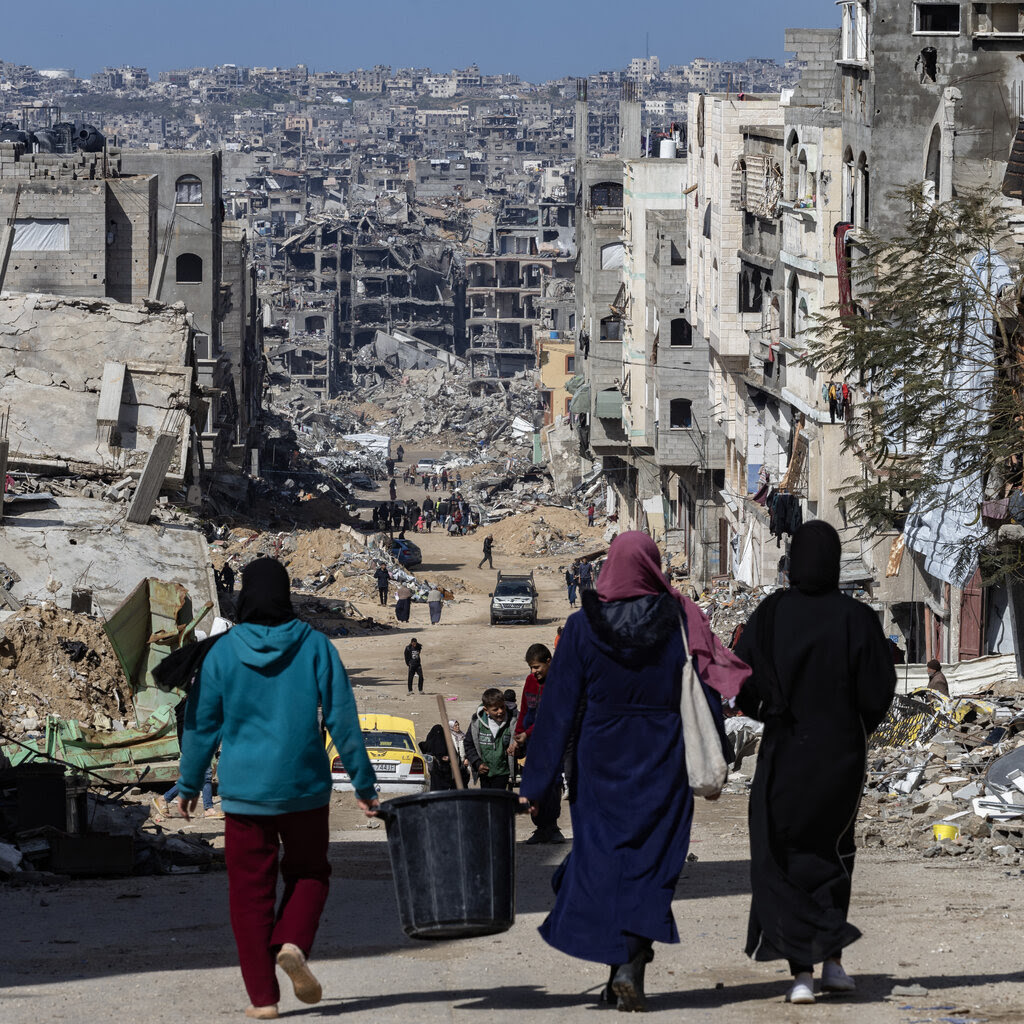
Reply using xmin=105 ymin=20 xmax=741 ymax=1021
xmin=509 ymin=644 xmax=562 ymax=843
xmin=464 ymin=687 xmax=514 ymax=790
xmin=404 ymin=638 xmax=424 ymax=693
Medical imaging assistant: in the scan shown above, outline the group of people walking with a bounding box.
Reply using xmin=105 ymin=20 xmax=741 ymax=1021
xmin=375 ymin=563 xmax=445 ymax=625
xmin=170 ymin=517 xmax=896 ymax=1018
xmin=563 ymin=558 xmax=595 ymax=606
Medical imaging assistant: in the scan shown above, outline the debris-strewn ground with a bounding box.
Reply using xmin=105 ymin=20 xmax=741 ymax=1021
xmin=0 ymin=604 xmax=130 ymax=733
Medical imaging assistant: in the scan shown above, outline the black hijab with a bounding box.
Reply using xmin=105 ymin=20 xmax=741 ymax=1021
xmin=788 ymin=520 xmax=841 ymax=595
xmin=235 ymin=557 xmax=295 ymax=626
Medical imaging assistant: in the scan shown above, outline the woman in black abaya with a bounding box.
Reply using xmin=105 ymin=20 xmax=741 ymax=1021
xmin=735 ymin=521 xmax=896 ymax=1004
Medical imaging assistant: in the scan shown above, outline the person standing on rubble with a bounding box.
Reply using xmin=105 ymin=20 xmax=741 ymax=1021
xmin=373 ymin=564 xmax=389 ymax=607
xmin=176 ymin=557 xmax=378 ymax=1021
xmin=926 ymin=659 xmax=950 ymax=697
xmin=478 ymin=534 xmax=494 ymax=570
xmin=734 ymin=520 xmax=896 ymax=1004
xmin=587 ymin=503 xmax=596 ymax=528
xmin=517 ymin=533 xmax=747 ymax=1010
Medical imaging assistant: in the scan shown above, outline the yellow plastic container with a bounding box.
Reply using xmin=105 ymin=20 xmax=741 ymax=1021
xmin=932 ymin=821 xmax=961 ymax=841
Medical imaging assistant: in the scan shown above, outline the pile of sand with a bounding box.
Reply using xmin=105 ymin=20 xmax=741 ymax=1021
xmin=486 ymin=507 xmax=593 ymax=557
xmin=0 ymin=604 xmax=131 ymax=733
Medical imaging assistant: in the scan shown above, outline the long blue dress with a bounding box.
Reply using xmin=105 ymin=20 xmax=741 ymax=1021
xmin=519 ymin=592 xmax=696 ymax=965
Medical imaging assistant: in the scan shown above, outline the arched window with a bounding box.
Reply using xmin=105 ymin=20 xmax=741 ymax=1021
xmin=924 ymin=124 xmax=941 ymax=204
xmin=175 ymin=175 xmax=202 ymax=205
xmin=600 ymin=242 xmax=625 ymax=269
xmin=856 ymin=152 xmax=869 ymax=228
xmin=785 ymin=130 xmax=800 ymax=202
xmin=176 ymin=252 xmax=203 ymax=283
xmin=590 ymin=181 xmax=623 ymax=209
xmin=670 ymin=318 xmax=693 ymax=346
xmin=669 ymin=398 xmax=693 ymax=429
xmin=600 ymin=316 xmax=622 ymax=341
xmin=842 ymin=147 xmax=855 ymax=223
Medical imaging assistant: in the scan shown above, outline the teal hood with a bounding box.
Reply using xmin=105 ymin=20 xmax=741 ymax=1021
xmin=226 ymin=619 xmax=313 ymax=670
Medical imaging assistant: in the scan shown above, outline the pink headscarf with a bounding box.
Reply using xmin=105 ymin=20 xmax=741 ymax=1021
xmin=595 ymin=531 xmax=750 ymax=699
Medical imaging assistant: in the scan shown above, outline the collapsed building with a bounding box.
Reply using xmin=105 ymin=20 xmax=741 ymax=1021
xmin=267 ymin=197 xmax=465 ymax=397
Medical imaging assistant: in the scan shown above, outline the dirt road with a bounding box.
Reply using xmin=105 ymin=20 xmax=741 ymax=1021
xmin=3 ymin=453 xmax=1024 ymax=1023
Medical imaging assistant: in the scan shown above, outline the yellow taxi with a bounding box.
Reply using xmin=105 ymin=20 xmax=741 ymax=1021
xmin=326 ymin=713 xmax=427 ymax=793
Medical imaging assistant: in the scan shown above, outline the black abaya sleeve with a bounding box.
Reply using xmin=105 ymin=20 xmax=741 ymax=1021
xmin=850 ymin=601 xmax=898 ymax=734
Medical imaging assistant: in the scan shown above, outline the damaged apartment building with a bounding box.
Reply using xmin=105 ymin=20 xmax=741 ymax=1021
xmin=571 ymin=4 xmax=1024 ymax=667
xmin=466 ymin=191 xmax=575 ymax=379
xmin=0 ymin=139 xmax=262 ymax=490
xmin=269 ymin=195 xmax=464 ymax=398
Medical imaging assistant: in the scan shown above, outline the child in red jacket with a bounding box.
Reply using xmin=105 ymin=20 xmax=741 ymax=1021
xmin=509 ymin=643 xmax=563 ymax=844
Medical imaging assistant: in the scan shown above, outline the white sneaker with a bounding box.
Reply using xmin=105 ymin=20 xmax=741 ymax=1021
xmin=821 ymin=960 xmax=856 ymax=993
xmin=787 ymin=973 xmax=816 ymax=1004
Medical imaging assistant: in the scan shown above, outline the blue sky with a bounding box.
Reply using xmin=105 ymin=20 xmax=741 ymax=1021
xmin=5 ymin=1 xmax=837 ymax=81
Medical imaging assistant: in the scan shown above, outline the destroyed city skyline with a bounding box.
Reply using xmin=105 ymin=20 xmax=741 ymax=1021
xmin=7 ymin=0 xmax=830 ymax=82
xmin=4 ymin=1 xmax=1024 ymax=1021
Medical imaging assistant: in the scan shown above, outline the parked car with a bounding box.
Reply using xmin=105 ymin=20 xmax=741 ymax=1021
xmin=327 ymin=714 xmax=426 ymax=793
xmin=489 ymin=570 xmax=538 ymax=625
xmin=391 ymin=538 xmax=422 ymax=567
xmin=416 ymin=458 xmax=437 ymax=475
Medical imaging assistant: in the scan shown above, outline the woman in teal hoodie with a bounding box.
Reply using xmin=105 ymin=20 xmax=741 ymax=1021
xmin=177 ymin=558 xmax=378 ymax=1020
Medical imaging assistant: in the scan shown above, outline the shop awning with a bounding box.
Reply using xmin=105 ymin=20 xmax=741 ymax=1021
xmin=595 ymin=388 xmax=622 ymax=419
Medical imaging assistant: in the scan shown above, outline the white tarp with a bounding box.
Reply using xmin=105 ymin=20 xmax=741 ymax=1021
xmin=904 ymin=252 xmax=1013 ymax=587
xmin=342 ymin=433 xmax=390 ymax=455
xmin=12 ymin=219 xmax=69 ymax=252
xmin=600 ymin=242 xmax=624 ymax=270
xmin=893 ymin=653 xmax=1018 ymax=698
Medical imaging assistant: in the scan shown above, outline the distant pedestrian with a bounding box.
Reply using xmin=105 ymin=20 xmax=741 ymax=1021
xmin=455 ymin=471 xmax=462 ymax=490
xmin=385 ymin=458 xmax=395 ymax=476
xmin=735 ymin=521 xmax=896 ymax=1004
xmin=432 ymin=473 xmax=440 ymax=492
xmin=403 ymin=467 xmax=411 ymax=484
xmin=404 ymin=638 xmax=424 ymax=693
xmin=587 ymin=503 xmax=596 ymax=527
xmin=219 ymin=562 xmax=236 ymax=594
xmin=396 ymin=445 xmax=405 ymax=463
xmin=578 ymin=560 xmax=594 ymax=591
xmin=176 ymin=557 xmax=378 ymax=1019
xmin=427 ymin=583 xmax=443 ymax=625
xmin=415 ymin=514 xmax=425 ymax=532
xmin=478 ymin=534 xmax=494 ymax=570
xmin=373 ymin=564 xmax=389 ymax=606
xmin=464 ymin=687 xmax=514 ymax=791
xmin=425 ymin=509 xmax=434 ymax=533
xmin=565 ymin=564 xmax=579 ymax=607
xmin=423 ymin=473 xmax=430 ymax=492
xmin=419 ymin=723 xmax=469 ymax=790
xmin=389 ymin=478 xmax=397 ymax=502
xmin=926 ymin=659 xmax=949 ymax=698
xmin=395 ymin=583 xmax=412 ymax=623
xmin=441 ymin=468 xmax=449 ymax=491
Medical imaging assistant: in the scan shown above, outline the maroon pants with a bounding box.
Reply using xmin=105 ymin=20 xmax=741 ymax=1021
xmin=224 ymin=804 xmax=331 ymax=1006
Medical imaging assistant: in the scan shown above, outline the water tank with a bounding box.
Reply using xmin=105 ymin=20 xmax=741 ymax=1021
xmin=75 ymin=124 xmax=105 ymax=152
xmin=659 ymin=138 xmax=677 ymax=159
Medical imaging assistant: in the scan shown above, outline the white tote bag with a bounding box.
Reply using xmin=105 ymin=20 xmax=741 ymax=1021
xmin=679 ymin=621 xmax=729 ymax=798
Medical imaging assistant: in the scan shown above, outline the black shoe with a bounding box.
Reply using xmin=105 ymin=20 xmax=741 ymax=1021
xmin=600 ymin=966 xmax=619 ymax=1007
xmin=418 ymin=687 xmax=423 ymax=693
xmin=611 ymin=945 xmax=654 ymax=1012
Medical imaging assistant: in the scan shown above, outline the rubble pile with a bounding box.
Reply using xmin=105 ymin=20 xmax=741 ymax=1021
xmin=0 ymin=605 xmax=131 ymax=735
xmin=486 ymin=508 xmax=594 ymax=557
xmin=345 ymin=361 xmax=540 ymax=457
xmin=698 ymin=580 xmax=767 ymax=646
xmin=860 ymin=687 xmax=1024 ymax=863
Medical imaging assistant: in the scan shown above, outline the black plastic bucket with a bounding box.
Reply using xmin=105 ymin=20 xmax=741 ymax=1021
xmin=380 ymin=789 xmax=517 ymax=940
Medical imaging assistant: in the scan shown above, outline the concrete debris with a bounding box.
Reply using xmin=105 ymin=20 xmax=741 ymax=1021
xmin=860 ymin=687 xmax=1024 ymax=862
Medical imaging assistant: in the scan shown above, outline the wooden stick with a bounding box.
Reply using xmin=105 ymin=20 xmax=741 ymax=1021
xmin=435 ymin=693 xmax=464 ymax=790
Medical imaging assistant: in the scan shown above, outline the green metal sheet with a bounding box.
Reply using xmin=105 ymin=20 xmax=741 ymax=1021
xmin=569 ymin=383 xmax=591 ymax=414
